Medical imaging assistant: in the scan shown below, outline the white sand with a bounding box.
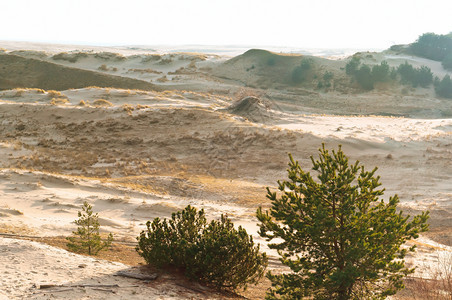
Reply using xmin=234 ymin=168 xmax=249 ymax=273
xmin=0 ymin=237 xmax=207 ymax=300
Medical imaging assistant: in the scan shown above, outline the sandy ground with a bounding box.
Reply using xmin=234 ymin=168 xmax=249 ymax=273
xmin=0 ymin=41 xmax=451 ymax=299
xmin=0 ymin=237 xmax=221 ymax=300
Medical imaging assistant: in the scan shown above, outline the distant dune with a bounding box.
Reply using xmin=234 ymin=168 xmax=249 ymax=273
xmin=0 ymin=54 xmax=160 ymax=91
xmin=212 ymin=49 xmax=345 ymax=90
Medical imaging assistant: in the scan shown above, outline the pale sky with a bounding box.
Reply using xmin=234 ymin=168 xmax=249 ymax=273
xmin=1 ymin=0 xmax=451 ymax=50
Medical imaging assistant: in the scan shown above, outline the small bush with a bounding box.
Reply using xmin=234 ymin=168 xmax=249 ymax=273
xmin=267 ymin=56 xmax=276 ymax=66
xmin=435 ymin=75 xmax=452 ymax=98
xmin=98 ymin=64 xmax=109 ymax=71
xmin=345 ymin=57 xmax=360 ymax=75
xmin=136 ymin=205 xmax=267 ymax=290
xmin=291 ymin=58 xmax=313 ymax=84
xmin=158 ymin=58 xmax=173 ymax=65
xmin=355 ymin=64 xmax=374 ymax=90
xmin=323 ymin=71 xmax=333 ymax=82
xmin=417 ymin=66 xmax=433 ymax=88
xmin=397 ymin=62 xmax=433 ymax=87
xmin=442 ymin=53 xmax=452 ymax=70
xmin=371 ymin=61 xmax=390 ymax=82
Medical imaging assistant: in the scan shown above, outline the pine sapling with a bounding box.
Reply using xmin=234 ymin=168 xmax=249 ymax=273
xmin=67 ymin=201 xmax=113 ymax=255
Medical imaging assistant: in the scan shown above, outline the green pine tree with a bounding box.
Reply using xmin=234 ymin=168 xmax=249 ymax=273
xmin=66 ymin=201 xmax=113 ymax=255
xmin=257 ymin=145 xmax=429 ymax=299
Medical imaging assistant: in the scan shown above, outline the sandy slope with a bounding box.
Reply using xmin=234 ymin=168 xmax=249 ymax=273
xmin=1 ymin=88 xmax=450 ymax=253
xmin=0 ymin=237 xmax=215 ymax=300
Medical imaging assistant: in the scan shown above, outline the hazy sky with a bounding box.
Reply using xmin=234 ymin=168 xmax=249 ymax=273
xmin=1 ymin=0 xmax=451 ymax=50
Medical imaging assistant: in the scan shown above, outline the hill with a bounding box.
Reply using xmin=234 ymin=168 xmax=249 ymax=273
xmin=212 ymin=49 xmax=345 ymax=90
xmin=0 ymin=54 xmax=160 ymax=91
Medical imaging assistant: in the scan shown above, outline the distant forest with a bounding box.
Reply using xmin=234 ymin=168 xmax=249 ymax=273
xmin=347 ymin=32 xmax=452 ymax=98
xmin=410 ymin=32 xmax=452 ymax=71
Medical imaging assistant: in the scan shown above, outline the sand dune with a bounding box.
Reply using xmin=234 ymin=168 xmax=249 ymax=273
xmin=0 ymin=41 xmax=451 ymax=299
xmin=0 ymin=237 xmax=211 ymax=300
xmin=0 ymin=54 xmax=160 ymax=91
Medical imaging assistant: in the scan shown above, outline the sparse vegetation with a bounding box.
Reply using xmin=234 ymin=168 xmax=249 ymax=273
xmin=47 ymin=90 xmax=66 ymax=98
xmin=141 ymin=54 xmax=162 ymax=63
xmin=66 ymin=201 xmax=113 ymax=255
xmin=345 ymin=59 xmax=391 ymax=90
xmin=257 ymin=145 xmax=429 ymax=299
xmin=94 ymin=52 xmax=126 ymax=61
xmin=317 ymin=71 xmax=334 ymax=90
xmin=156 ymin=75 xmax=169 ymax=82
xmin=158 ymin=58 xmax=173 ymax=65
xmin=52 ymin=52 xmax=89 ymax=63
xmin=137 ymin=205 xmax=267 ymax=291
xmin=128 ymin=68 xmax=162 ymax=74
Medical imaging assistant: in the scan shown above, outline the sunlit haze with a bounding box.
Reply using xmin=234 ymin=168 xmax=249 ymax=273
xmin=1 ymin=0 xmax=452 ymax=50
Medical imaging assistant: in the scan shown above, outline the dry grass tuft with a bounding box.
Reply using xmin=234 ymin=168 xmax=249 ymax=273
xmin=12 ymin=88 xmax=25 ymax=97
xmin=50 ymin=98 xmax=69 ymax=105
xmin=156 ymin=75 xmax=169 ymax=83
xmin=98 ymin=64 xmax=109 ymax=71
xmin=128 ymin=68 xmax=162 ymax=74
xmin=402 ymin=251 xmax=452 ymax=299
xmin=92 ymin=99 xmax=113 ymax=107
xmin=52 ymin=52 xmax=89 ymax=63
xmin=122 ymin=104 xmax=134 ymax=114
xmin=94 ymin=52 xmax=126 ymax=61
xmin=234 ymin=87 xmax=266 ymax=102
xmin=47 ymin=90 xmax=67 ymax=99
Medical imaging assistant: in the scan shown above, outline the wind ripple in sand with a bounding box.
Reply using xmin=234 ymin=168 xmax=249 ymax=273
xmin=278 ymin=115 xmax=452 ymax=142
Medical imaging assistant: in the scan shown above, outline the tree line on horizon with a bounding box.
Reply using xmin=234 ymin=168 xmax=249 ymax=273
xmin=410 ymin=32 xmax=452 ymax=70
xmin=345 ymin=57 xmax=452 ymax=98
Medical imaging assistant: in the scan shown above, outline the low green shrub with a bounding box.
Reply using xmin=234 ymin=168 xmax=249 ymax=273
xmin=435 ymin=75 xmax=452 ymax=98
xmin=442 ymin=53 xmax=452 ymax=70
xmin=291 ymin=58 xmax=313 ymax=84
xmin=136 ymin=205 xmax=267 ymax=290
